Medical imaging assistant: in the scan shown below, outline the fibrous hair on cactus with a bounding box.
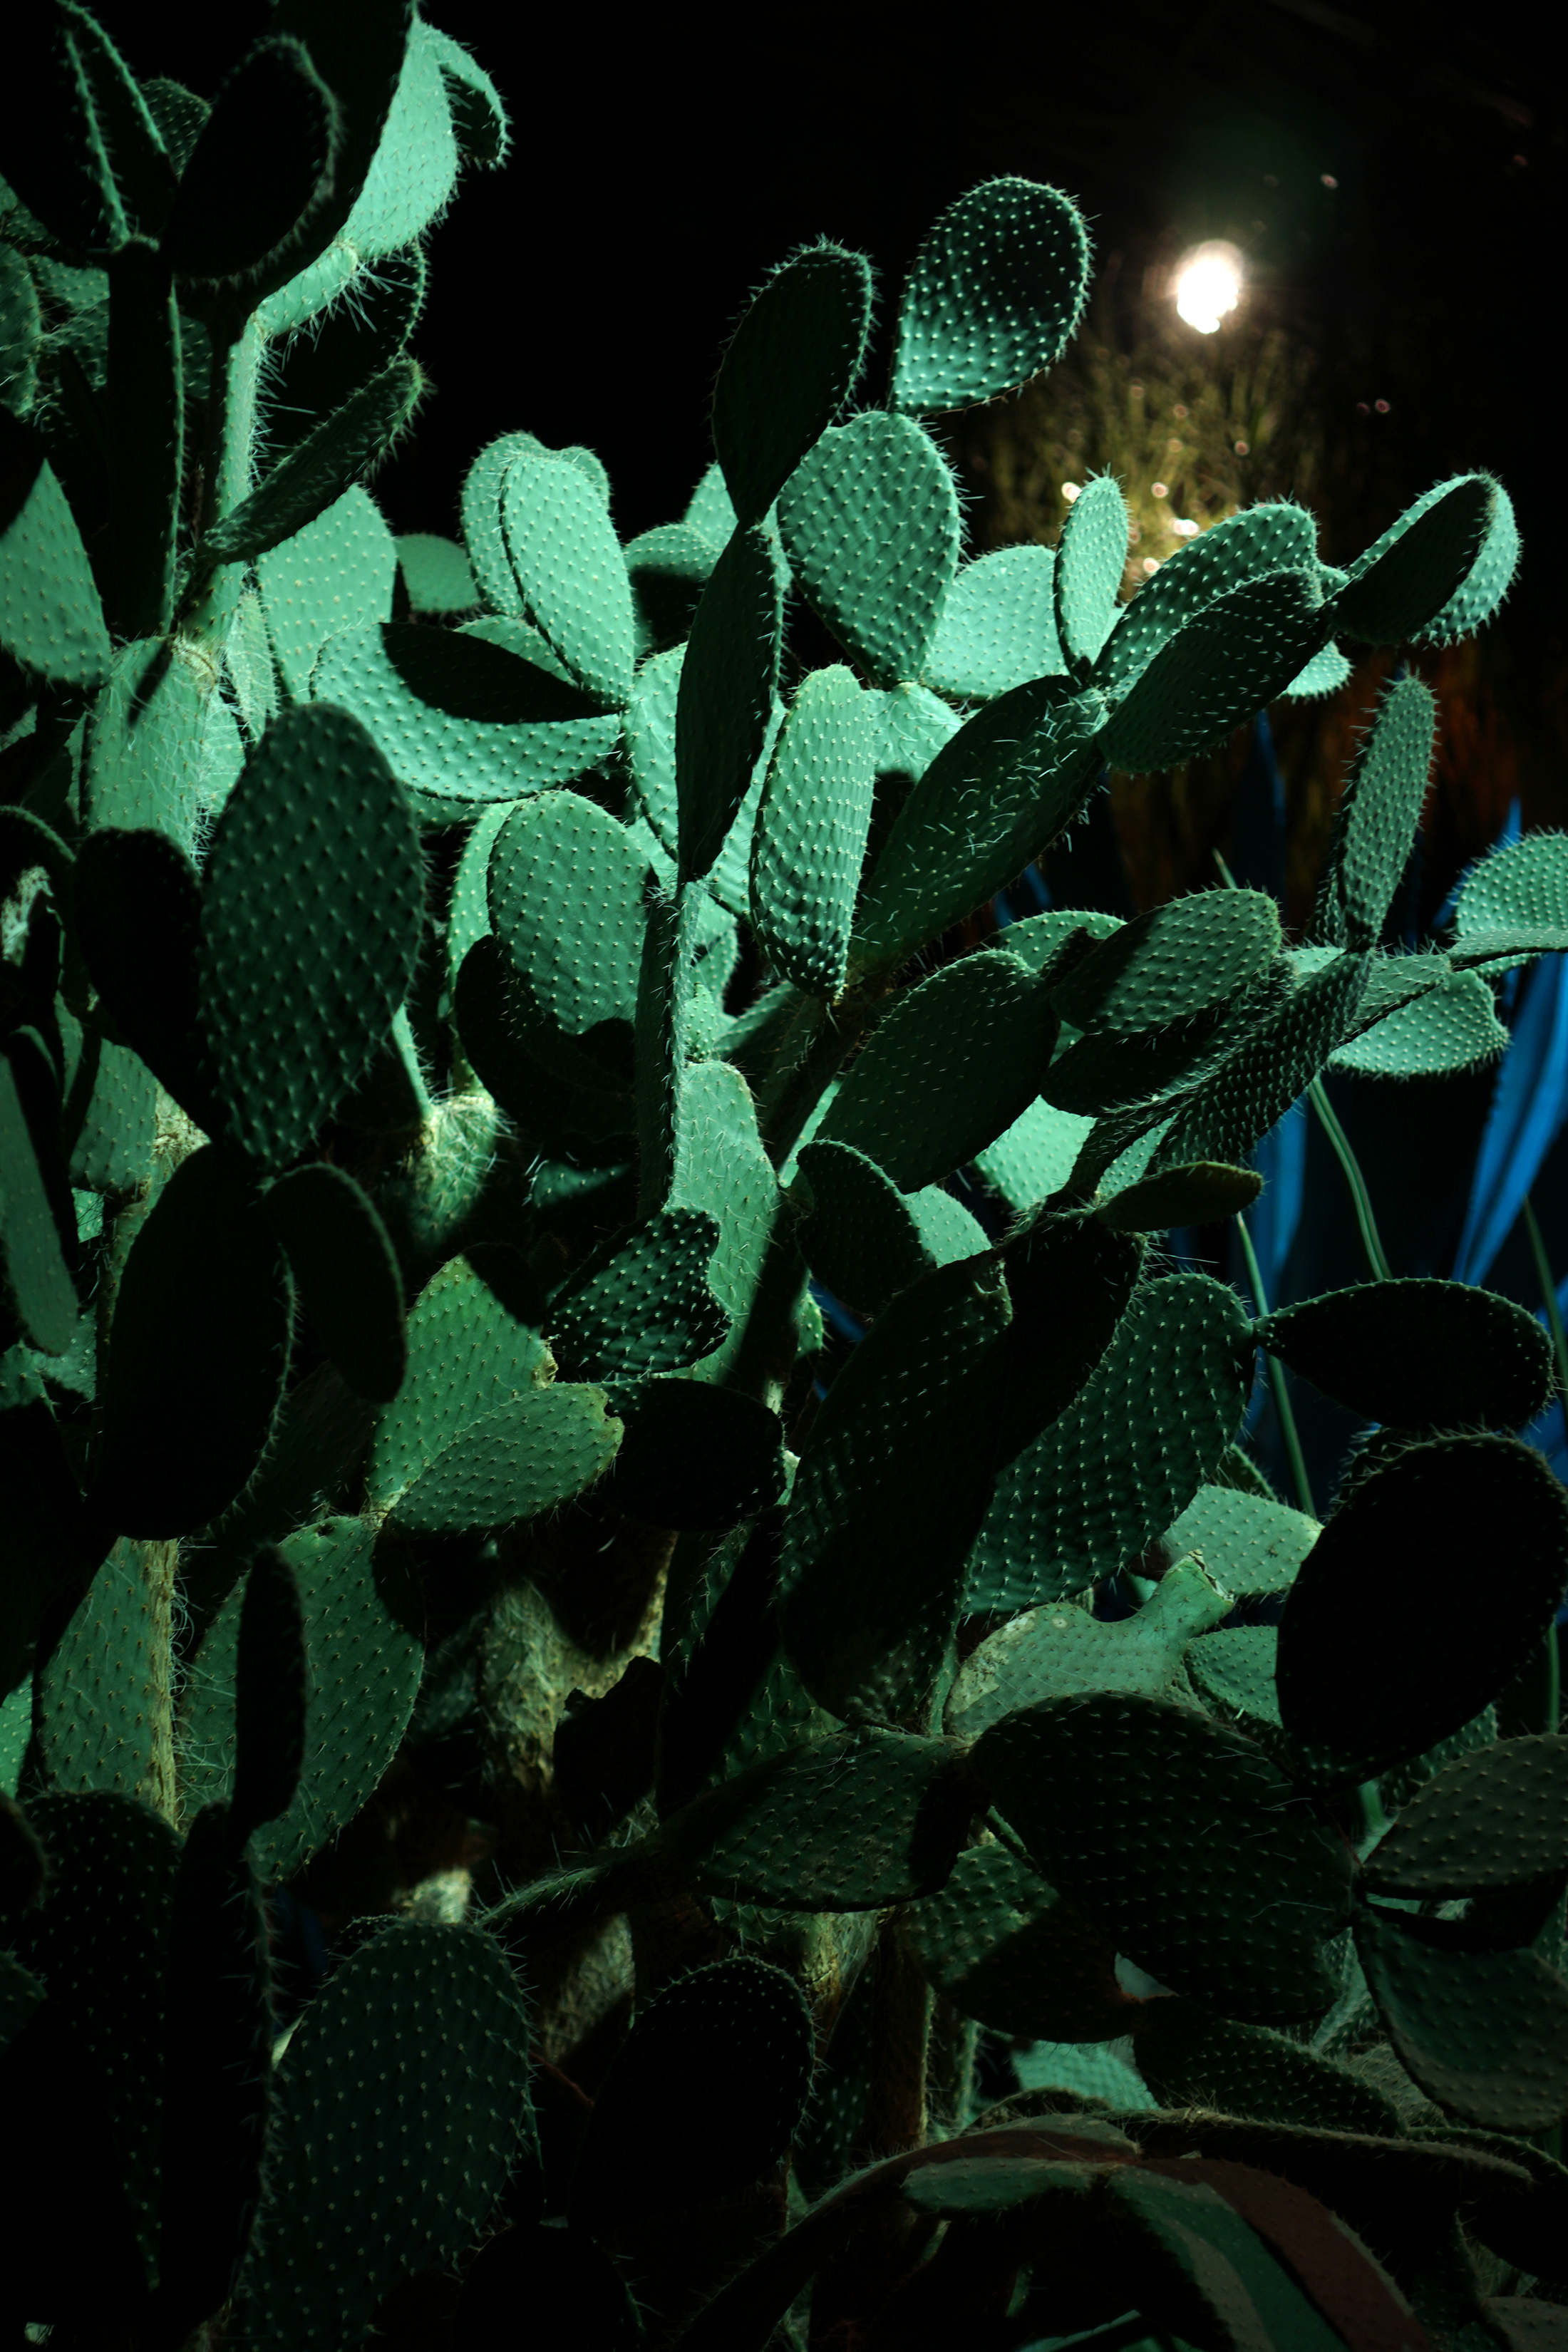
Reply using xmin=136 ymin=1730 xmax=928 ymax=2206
xmin=3 ymin=7 xmax=1567 ymax=2350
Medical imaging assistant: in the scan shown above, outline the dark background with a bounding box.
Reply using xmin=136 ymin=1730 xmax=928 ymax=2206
xmin=85 ymin=0 xmax=1559 ymax=666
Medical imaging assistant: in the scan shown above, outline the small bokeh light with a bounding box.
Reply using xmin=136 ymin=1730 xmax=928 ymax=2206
xmin=1173 ymin=240 xmax=1244 ymax=334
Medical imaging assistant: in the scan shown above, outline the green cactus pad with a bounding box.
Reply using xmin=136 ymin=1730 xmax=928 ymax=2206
xmin=1329 ymin=474 xmax=1500 ymax=647
xmin=1100 ymin=569 xmax=1328 ymax=775
xmin=0 ymin=1047 xmax=78 ymax=1356
xmin=1183 ymin=1626 xmax=1283 ymax=1733
xmin=1352 ymin=1904 xmax=1568 ymax=2132
xmin=1093 ymin=500 xmax=1321 ymax=703
xmin=981 ymin=1205 xmax=1143 ymax=1467
xmin=1314 ymin=674 xmax=1438 ymax=949
xmin=817 ymin=950 xmax=1059 ymax=1190
xmin=36 ymin=1535 xmax=174 ymax=1804
xmin=1054 ymin=474 xmax=1130 ymax=669
xmin=907 ymin=1835 xmax=1135 ymax=2042
xmin=656 ymin=1512 xmax=835 ymax=1816
xmin=1053 ymin=889 xmax=1281 ymax=1035
xmin=974 ymin=1095 xmax=1097 ymax=1214
xmin=891 ymin=176 xmax=1092 ymax=414
xmin=9 ymin=1792 xmax=180 ymax=2287
xmin=627 ymin=641 xmax=785 ymax=919
xmin=179 ymin=1515 xmax=423 ymax=1884
xmin=460 ymin=429 xmax=533 ymax=615
xmin=606 ymin=1378 xmax=786 ymax=1530
xmin=777 ymin=410 xmax=961 ymax=687
xmin=106 ymin=239 xmax=183 ymax=639
xmin=150 ymin=1800 xmax=277 ymax=2345
xmin=315 ymin=618 xmax=618 ymax=814
xmin=1254 ymin=1279 xmax=1552 ymax=1431
xmin=778 ymin=1254 xmax=1010 ymax=1721
xmin=261 ymin=1160 xmax=406 ymax=1403
xmin=0 ymin=410 xmax=112 ymax=686
xmin=1362 ymin=1736 xmax=1568 ymax=1898
xmin=222 ymin=590 xmax=278 ymax=738
xmin=946 ymin=1561 xmax=1229 ymax=1741
xmin=158 ymin=32 xmax=336 ymax=295
xmin=500 ymin=442 xmax=634 ymax=708
xmin=196 ymin=354 xmax=422 ymax=570
xmin=229 ymin=1546 xmax=309 ymax=1842
xmin=84 ymin=636 xmax=238 ymax=853
xmin=868 ymin=676 xmax=964 ymax=786
xmin=851 ymin=678 xmax=1106 ymax=974
xmin=488 ymin=788 xmax=647 ymax=1034
xmin=364 ymin=1253 xmax=550 ymax=1513
xmin=669 ymin=1727 xmax=976 ymax=1908
xmin=675 ymin=522 xmax=783 ymax=886
xmin=795 ymin=1138 xmax=988 ymax=1319
xmin=970 ymin=1274 xmax=1253 ymax=1612
xmin=922 ymin=544 xmax=1066 ymax=700
xmin=1131 ymin=2001 xmax=1400 ymax=2137
xmin=550 ymin=1207 xmax=728 ymax=1382
xmin=388 ymin=1381 xmax=621 ymax=1537
xmin=233 ymin=1920 xmax=532 ymax=2352
xmin=336 ymin=19 xmax=459 ymax=260
xmin=395 ymin=530 xmax=478 ymax=614
xmin=663 ymin=1059 xmax=780 ymax=1386
xmin=1281 ymin=641 xmax=1353 ymax=699
xmin=748 ymin=663 xmax=877 ymax=999
xmin=1276 ymin=1435 xmax=1568 ymax=1779
xmin=1455 ymin=829 xmax=1568 ymax=937
xmin=197 ymin=703 xmax=423 ymax=1169
xmin=1150 ymin=951 xmax=1368 ymax=1174
xmin=0 ymin=242 xmax=41 ymax=416
xmin=254 ymin=483 xmax=395 ymax=697
xmin=1098 ymin=1161 xmax=1262 ymax=1232
xmin=572 ymin=1955 xmax=814 ymax=2229
xmin=1415 ymin=476 xmax=1520 ymax=646
xmin=1040 ymin=994 xmax=1249 ymax=1120
xmin=712 ymin=241 xmax=872 ymax=527
xmin=91 ymin=1145 xmax=292 ymax=1537
xmin=975 ymin=1693 xmax=1351 ymax=2021
xmin=623 ymin=520 xmax=716 ymax=655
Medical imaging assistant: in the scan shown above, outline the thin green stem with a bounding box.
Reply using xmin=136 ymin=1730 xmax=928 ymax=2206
xmin=1234 ymin=1212 xmax=1314 ymax=1519
xmin=1524 ymin=1194 xmax=1568 ymax=1416
xmin=1306 ymin=1075 xmax=1392 ymax=1284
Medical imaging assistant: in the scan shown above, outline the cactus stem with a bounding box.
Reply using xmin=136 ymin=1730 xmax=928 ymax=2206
xmin=1234 ymin=1211 xmax=1314 ymax=1518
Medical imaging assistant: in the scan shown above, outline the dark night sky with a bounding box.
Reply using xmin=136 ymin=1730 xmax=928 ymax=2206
xmin=88 ymin=1 xmax=1562 ymax=647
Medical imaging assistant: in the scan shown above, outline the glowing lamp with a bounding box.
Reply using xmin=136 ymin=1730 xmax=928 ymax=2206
xmin=1174 ymin=241 xmax=1244 ymax=334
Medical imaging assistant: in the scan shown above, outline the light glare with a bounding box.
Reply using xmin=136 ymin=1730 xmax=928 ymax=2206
xmin=1174 ymin=241 xmax=1244 ymax=334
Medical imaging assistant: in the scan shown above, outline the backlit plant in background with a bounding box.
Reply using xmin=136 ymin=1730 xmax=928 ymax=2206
xmin=4 ymin=7 xmax=1568 ymax=2350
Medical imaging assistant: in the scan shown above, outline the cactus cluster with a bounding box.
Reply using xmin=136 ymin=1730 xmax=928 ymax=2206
xmin=4 ymin=7 xmax=1568 ymax=2349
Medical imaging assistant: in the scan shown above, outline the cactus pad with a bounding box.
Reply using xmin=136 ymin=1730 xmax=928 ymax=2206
xmin=91 ymin=1144 xmax=293 ymax=1537
xmin=778 ymin=410 xmax=961 ymax=687
xmin=891 ymin=176 xmax=1092 ymax=413
xmin=1254 ymin=1278 xmax=1552 ymax=1431
xmin=970 ymin=1274 xmax=1253 ymax=1611
xmin=198 ymin=703 xmax=424 ymax=1170
xmin=817 ymin=948 xmax=1058 ymax=1191
xmin=975 ymin=1693 xmax=1352 ymax=2021
xmin=713 ymin=241 xmax=872 ymax=527
xmin=571 ymin=1955 xmax=813 ymax=2229
xmin=748 ymin=662 xmax=877 ymax=999
xmin=1276 ymin=1435 xmax=1568 ymax=1778
xmin=234 ymin=1921 xmax=533 ymax=2352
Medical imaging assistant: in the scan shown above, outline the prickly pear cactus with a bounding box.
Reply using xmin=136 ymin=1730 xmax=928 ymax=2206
xmin=3 ymin=10 xmax=1566 ymax=2350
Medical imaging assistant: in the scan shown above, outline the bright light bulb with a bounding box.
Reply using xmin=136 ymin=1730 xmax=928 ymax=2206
xmin=1174 ymin=241 xmax=1244 ymax=334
